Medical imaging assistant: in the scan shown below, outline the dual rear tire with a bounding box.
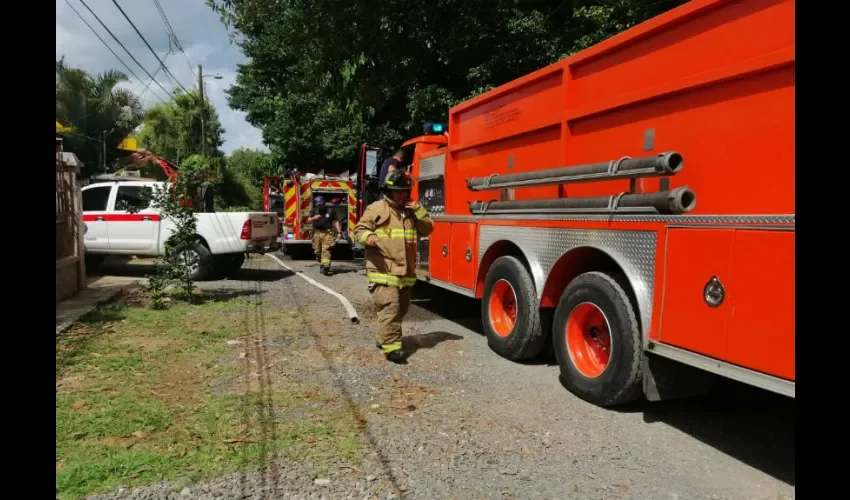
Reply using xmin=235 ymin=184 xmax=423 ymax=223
xmin=481 ymin=257 xmax=642 ymax=407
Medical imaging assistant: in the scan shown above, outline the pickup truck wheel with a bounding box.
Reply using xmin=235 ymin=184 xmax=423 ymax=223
xmin=481 ymin=255 xmax=547 ymax=361
xmin=552 ymin=271 xmax=643 ymax=407
xmin=214 ymin=253 xmax=245 ymax=278
xmin=174 ymin=242 xmax=213 ymax=281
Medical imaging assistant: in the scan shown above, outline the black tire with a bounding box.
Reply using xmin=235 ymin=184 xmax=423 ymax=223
xmin=552 ymin=271 xmax=643 ymax=407
xmin=213 ymin=253 xmax=246 ymax=278
xmin=481 ymin=255 xmax=547 ymax=361
xmin=173 ymin=242 xmax=214 ymax=281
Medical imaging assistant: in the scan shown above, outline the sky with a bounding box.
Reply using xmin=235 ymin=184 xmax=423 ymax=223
xmin=55 ymin=0 xmax=268 ymax=155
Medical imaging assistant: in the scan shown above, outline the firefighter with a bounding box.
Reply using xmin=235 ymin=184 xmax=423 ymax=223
xmin=378 ymin=149 xmax=405 ymax=187
xmin=307 ymin=195 xmax=341 ymax=275
xmin=352 ymin=170 xmax=434 ymax=363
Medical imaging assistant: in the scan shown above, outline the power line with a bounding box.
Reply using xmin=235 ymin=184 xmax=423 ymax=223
xmin=152 ymin=0 xmax=197 ymax=79
xmin=139 ymin=57 xmax=166 ymax=102
xmin=109 ymin=0 xmax=192 ymax=95
xmin=76 ymin=0 xmax=178 ymax=102
xmin=63 ymin=0 xmax=169 ymax=105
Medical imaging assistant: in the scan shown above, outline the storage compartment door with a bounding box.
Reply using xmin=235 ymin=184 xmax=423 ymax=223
xmin=726 ymin=230 xmax=795 ymax=380
xmin=449 ymin=223 xmax=478 ymax=290
xmin=659 ymin=228 xmax=736 ymax=360
xmin=428 ymin=222 xmax=452 ymax=282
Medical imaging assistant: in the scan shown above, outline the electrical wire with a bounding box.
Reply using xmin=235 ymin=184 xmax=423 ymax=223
xmin=63 ymin=0 xmax=169 ymax=105
xmin=152 ymin=0 xmax=197 ymax=79
xmin=109 ymin=0 xmax=192 ymax=95
xmin=76 ymin=0 xmax=178 ymax=101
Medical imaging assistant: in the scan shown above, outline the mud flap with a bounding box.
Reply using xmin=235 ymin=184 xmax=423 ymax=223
xmin=642 ymin=353 xmax=716 ymax=402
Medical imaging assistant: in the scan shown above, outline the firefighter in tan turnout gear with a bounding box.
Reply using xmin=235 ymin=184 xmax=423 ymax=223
xmin=353 ymin=170 xmax=434 ymax=363
xmin=307 ymin=195 xmax=341 ymax=276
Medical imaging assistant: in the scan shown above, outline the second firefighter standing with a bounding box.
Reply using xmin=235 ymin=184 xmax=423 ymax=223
xmin=353 ymin=170 xmax=434 ymax=363
xmin=307 ymin=195 xmax=341 ymax=276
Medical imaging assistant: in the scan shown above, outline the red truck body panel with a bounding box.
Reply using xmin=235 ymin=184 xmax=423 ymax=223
xmin=445 ymin=0 xmax=794 ymax=216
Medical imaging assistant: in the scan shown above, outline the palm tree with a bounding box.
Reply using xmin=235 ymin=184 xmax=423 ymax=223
xmin=56 ymin=58 xmax=144 ymax=176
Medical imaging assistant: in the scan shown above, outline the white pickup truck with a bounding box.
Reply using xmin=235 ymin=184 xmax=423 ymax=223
xmin=81 ymin=179 xmax=281 ymax=280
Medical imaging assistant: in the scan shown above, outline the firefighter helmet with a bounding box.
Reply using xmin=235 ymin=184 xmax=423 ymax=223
xmin=381 ymin=170 xmax=415 ymax=191
xmin=314 ymin=195 xmax=325 ymax=205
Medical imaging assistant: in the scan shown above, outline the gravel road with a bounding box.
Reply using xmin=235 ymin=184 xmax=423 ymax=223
xmin=89 ymin=254 xmax=795 ymax=500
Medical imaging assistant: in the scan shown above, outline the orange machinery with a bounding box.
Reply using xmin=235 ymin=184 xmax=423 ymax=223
xmin=358 ymin=0 xmax=795 ymax=407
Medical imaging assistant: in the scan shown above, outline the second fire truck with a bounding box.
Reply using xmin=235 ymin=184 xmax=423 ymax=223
xmin=263 ymin=171 xmax=358 ymax=257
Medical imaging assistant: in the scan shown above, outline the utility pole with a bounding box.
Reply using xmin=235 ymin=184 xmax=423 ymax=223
xmin=198 ymin=64 xmax=206 ymax=158
xmin=102 ymin=130 xmax=107 ymax=171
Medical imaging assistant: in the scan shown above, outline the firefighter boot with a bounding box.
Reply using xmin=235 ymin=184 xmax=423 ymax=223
xmin=386 ymin=348 xmax=409 ymax=364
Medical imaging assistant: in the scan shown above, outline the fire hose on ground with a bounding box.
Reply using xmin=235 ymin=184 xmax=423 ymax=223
xmin=268 ymin=254 xmax=360 ymax=324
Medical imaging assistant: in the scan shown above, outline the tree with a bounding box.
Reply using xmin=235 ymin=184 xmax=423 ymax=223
xmin=222 ymin=148 xmax=275 ymax=210
xmin=136 ymin=90 xmax=256 ymax=209
xmin=121 ymin=154 xmax=214 ymax=308
xmin=136 ymin=89 xmax=225 ymax=164
xmin=227 ymin=148 xmax=274 ymax=186
xmin=56 ymin=58 xmax=144 ymax=176
xmin=207 ymin=0 xmax=688 ymax=173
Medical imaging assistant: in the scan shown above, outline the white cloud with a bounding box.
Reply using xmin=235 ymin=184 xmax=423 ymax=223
xmin=55 ymin=0 xmax=268 ymax=155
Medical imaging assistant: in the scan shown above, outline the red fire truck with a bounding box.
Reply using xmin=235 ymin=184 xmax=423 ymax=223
xmin=263 ymin=172 xmax=358 ymax=256
xmin=357 ymin=0 xmax=795 ymax=407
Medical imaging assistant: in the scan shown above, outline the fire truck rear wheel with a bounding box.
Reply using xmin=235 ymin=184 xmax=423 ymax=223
xmin=481 ymin=255 xmax=547 ymax=361
xmin=553 ymin=271 xmax=643 ymax=407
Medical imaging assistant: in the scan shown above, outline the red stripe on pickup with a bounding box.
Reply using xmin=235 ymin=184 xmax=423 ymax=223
xmin=82 ymin=214 xmax=161 ymax=222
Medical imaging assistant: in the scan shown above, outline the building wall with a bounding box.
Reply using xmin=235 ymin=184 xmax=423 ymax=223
xmin=56 ymin=139 xmax=86 ymax=303
xmin=56 ymin=256 xmax=82 ymax=303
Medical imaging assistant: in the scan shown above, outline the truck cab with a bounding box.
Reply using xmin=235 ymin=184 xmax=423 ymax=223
xmin=356 ymin=123 xmax=449 ymax=218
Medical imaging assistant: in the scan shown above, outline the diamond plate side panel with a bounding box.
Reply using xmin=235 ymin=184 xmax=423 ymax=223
xmin=479 ymin=226 xmax=657 ymax=339
xmin=419 ymin=153 xmax=446 ymax=178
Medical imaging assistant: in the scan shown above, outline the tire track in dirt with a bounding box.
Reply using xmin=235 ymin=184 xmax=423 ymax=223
xmin=280 ymin=271 xmax=407 ymax=497
xmin=230 ymin=255 xmax=281 ymax=499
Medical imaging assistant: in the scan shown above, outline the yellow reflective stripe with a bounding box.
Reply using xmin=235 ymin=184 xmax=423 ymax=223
xmin=320 ymin=258 xmax=331 ymax=265
xmin=359 ymin=231 xmax=377 ymax=244
xmin=367 ymin=272 xmax=417 ymax=288
xmin=381 ymin=341 xmax=402 ymax=354
xmin=374 ymin=228 xmax=417 ymax=241
xmin=414 ymin=206 xmax=428 ymax=219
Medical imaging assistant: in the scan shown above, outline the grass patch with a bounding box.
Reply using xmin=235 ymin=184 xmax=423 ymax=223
xmin=56 ymin=291 xmax=363 ymax=500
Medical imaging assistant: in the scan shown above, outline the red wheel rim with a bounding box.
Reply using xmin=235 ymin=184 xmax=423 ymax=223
xmin=565 ymin=302 xmax=612 ymax=378
xmin=489 ymin=279 xmax=517 ymax=337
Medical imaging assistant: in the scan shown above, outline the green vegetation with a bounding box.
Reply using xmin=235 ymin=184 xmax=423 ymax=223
xmin=136 ymin=89 xmax=225 ymax=166
xmin=55 ymin=58 xmax=143 ymax=177
xmin=207 ymin=0 xmax=689 ymax=172
xmin=56 ymin=59 xmax=258 ymax=206
xmin=56 ymin=292 xmax=362 ymax=500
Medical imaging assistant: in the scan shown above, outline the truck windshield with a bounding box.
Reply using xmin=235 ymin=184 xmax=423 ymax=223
xmin=269 ymin=194 xmax=284 ymax=214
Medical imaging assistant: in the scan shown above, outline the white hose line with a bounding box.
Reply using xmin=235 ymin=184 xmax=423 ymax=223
xmin=267 ymin=254 xmax=360 ymax=324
